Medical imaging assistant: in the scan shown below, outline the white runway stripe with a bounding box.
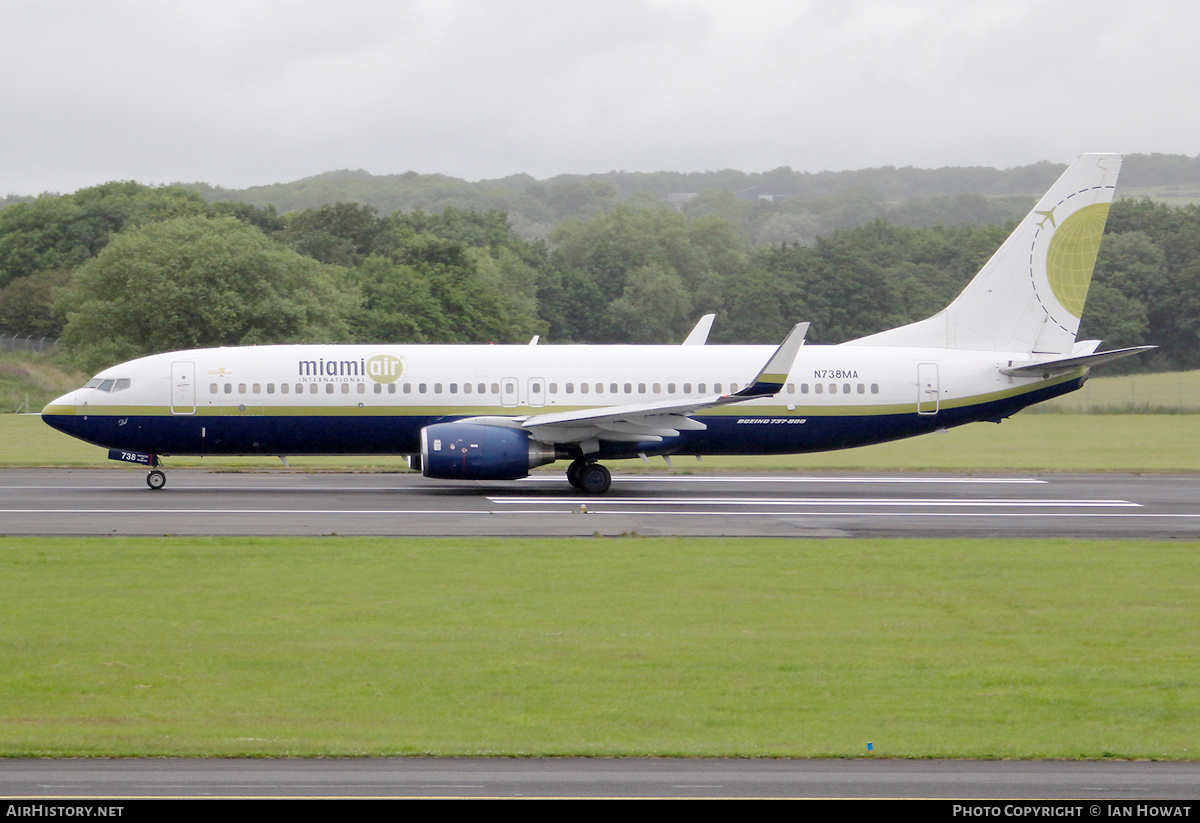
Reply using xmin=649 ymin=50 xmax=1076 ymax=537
xmin=488 ymin=497 xmax=1142 ymax=508
xmin=518 ymin=475 xmax=1049 ymax=485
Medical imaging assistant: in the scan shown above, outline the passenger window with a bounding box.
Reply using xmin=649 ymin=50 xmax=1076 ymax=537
xmin=224 ymin=383 xmax=232 ymax=394
xmin=388 ymin=383 xmax=397 ymax=394
xmin=463 ymin=383 xmax=472 ymax=394
xmin=638 ymin=383 xmax=646 ymax=394
xmin=787 ymin=383 xmax=795 ymax=394
xmin=267 ymin=384 xmax=275 ymax=395
xmin=815 ymin=384 xmax=823 ymax=394
xmin=238 ymin=383 xmax=246 ymax=394
xmin=871 ymin=384 xmax=880 ymax=394
xmin=341 ymin=384 xmax=350 ymax=394
xmin=857 ymin=384 xmax=865 ymax=394
xmin=434 ymin=383 xmax=443 ymax=393
xmin=210 ymin=384 xmax=218 ymax=394
xmin=800 ymin=384 xmax=809 ymax=395
xmin=549 ymin=383 xmax=557 ymax=394
xmin=309 ymin=384 xmax=318 ymax=394
xmin=326 ymin=384 xmax=334 ymax=394
xmin=698 ymin=383 xmax=706 ymax=394
xmin=580 ymin=383 xmax=588 ymax=394
xmin=667 ymin=383 xmax=676 ymax=393
xmin=449 ymin=383 xmax=458 ymax=394
xmin=478 ymin=383 xmax=487 ymax=394
xmin=565 ymin=383 xmax=574 ymax=394
xmin=373 ymin=383 xmax=382 ymax=394
xmin=420 ymin=383 xmax=428 ymax=394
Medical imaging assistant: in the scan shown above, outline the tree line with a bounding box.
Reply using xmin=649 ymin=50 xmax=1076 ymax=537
xmin=0 ymin=179 xmax=1194 ymax=374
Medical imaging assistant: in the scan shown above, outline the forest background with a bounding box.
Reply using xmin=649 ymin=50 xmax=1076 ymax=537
xmin=2 ymin=151 xmax=1199 ymax=374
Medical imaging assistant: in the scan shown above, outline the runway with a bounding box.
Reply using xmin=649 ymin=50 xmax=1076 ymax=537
xmin=2 ymin=757 xmax=1199 ymax=799
xmin=2 ymin=468 xmax=1198 ymax=538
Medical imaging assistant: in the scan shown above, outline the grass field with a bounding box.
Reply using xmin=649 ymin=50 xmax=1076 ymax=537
xmin=0 ymin=351 xmax=82 ymax=414
xmin=1037 ymin=369 xmax=1200 ymax=413
xmin=5 ymin=372 xmax=1198 ymax=760
xmin=5 ymin=410 xmax=1200 ymax=473
xmin=0 ymin=536 xmax=1194 ymax=759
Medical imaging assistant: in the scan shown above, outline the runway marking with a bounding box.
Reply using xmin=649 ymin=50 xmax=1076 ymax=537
xmin=518 ymin=476 xmax=1050 ymax=485
xmin=488 ymin=497 xmax=1142 ymax=508
xmin=0 ymin=476 xmax=1051 ymax=491
xmin=6 ymin=510 xmax=1197 ymax=519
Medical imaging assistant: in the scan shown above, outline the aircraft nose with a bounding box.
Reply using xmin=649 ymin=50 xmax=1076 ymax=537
xmin=41 ymin=390 xmax=81 ymax=434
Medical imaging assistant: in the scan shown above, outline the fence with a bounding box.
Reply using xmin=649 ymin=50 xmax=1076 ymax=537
xmin=0 ymin=334 xmax=58 ymax=354
xmin=1035 ymin=370 xmax=1200 ymax=413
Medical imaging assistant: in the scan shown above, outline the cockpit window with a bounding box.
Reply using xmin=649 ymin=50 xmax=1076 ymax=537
xmin=85 ymin=377 xmax=131 ymax=392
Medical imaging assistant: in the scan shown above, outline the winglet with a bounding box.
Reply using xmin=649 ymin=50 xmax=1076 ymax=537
xmin=682 ymin=313 xmax=716 ymax=345
xmin=732 ymin=322 xmax=808 ymax=398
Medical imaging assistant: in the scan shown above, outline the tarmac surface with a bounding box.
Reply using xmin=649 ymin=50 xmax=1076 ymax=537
xmin=1 ymin=468 xmax=1198 ymax=538
xmin=2 ymin=757 xmax=1199 ymax=799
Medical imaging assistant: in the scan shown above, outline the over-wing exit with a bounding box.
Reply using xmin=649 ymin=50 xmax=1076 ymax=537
xmin=43 ymin=154 xmax=1150 ymax=493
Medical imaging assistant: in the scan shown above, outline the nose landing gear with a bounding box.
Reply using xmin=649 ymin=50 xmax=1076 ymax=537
xmin=146 ymin=469 xmax=167 ymax=490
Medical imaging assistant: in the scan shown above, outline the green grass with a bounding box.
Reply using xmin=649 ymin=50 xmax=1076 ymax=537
xmin=0 ymin=351 xmax=83 ymax=414
xmin=0 ymin=536 xmax=1195 ymax=759
xmin=1037 ymin=370 xmax=1200 ymax=414
xmin=6 ymin=411 xmax=1200 ymax=473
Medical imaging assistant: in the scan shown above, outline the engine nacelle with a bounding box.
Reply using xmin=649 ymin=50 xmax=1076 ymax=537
xmin=420 ymin=422 xmax=556 ymax=480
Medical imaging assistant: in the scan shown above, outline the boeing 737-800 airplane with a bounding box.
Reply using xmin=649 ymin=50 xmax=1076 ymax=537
xmin=42 ymin=153 xmax=1150 ymax=493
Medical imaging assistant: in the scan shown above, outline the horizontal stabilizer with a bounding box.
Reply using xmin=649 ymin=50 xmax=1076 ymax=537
xmin=999 ymin=346 xmax=1156 ymax=377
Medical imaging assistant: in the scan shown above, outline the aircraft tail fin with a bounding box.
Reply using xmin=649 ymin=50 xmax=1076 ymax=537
xmin=845 ymin=153 xmax=1122 ymax=355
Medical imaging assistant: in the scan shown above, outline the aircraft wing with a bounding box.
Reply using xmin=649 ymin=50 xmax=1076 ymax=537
xmin=502 ymin=322 xmax=809 ymax=453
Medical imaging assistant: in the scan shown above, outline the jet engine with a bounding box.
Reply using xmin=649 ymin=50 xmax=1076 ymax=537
xmin=420 ymin=422 xmax=556 ymax=480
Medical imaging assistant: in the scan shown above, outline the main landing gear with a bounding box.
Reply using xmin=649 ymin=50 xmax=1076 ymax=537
xmin=566 ymin=459 xmax=611 ymax=494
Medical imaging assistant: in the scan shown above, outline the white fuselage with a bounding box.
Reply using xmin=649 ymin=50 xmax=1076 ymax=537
xmin=42 ymin=342 xmax=1083 ymax=460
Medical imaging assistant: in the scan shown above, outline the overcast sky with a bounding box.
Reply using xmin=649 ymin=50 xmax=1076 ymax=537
xmin=2 ymin=0 xmax=1196 ymax=195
